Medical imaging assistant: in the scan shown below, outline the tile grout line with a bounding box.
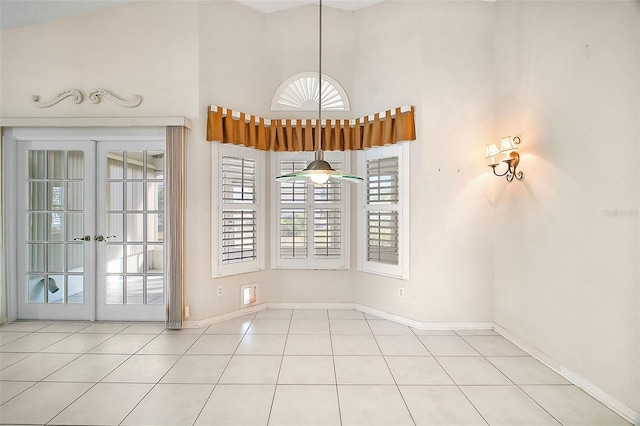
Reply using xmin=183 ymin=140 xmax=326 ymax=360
xmin=113 ymin=323 xmax=212 ymax=425
xmin=414 ymin=327 xmax=491 ymax=426
xmin=366 ymin=318 xmax=417 ymax=426
xmin=191 ymin=312 xmax=256 ymax=426
xmin=264 ymin=311 xmax=292 ymax=426
xmin=456 ymin=333 xmax=567 ymax=425
xmin=327 ymin=310 xmax=344 ymax=426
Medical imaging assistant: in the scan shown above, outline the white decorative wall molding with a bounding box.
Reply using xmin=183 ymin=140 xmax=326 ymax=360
xmin=88 ymin=89 xmax=143 ymax=108
xmin=31 ymin=88 xmax=143 ymax=108
xmin=32 ymin=89 xmax=84 ymax=108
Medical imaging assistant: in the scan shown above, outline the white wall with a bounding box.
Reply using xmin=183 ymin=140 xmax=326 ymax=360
xmin=0 ymin=1 xmax=199 ymax=118
xmin=351 ymin=1 xmax=495 ymax=322
xmin=493 ymin=1 xmax=640 ymax=415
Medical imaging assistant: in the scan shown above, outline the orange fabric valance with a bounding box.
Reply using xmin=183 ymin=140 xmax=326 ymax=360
xmin=206 ymin=105 xmax=416 ymax=151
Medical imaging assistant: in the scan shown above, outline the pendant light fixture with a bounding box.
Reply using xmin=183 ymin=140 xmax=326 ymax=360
xmin=275 ymin=0 xmax=363 ymax=185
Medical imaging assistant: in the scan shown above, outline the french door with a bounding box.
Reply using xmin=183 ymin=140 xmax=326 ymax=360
xmin=17 ymin=139 xmax=166 ymax=321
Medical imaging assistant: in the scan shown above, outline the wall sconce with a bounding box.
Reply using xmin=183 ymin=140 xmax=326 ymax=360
xmin=485 ymin=136 xmax=524 ymax=182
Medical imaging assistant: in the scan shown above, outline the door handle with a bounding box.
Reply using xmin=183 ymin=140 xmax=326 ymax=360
xmin=73 ymin=235 xmax=91 ymax=241
xmin=95 ymin=235 xmax=116 ymax=242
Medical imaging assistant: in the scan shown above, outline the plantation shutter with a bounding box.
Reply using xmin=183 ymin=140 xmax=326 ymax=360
xmin=221 ymin=155 xmax=257 ymax=264
xmin=366 ymin=156 xmax=399 ymax=265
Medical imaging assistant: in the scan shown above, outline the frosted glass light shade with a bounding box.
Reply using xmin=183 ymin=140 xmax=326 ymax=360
xmin=275 ymin=159 xmax=363 ymax=184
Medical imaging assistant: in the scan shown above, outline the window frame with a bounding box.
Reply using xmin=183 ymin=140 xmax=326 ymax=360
xmin=211 ymin=143 xmax=265 ymax=278
xmin=357 ymin=143 xmax=410 ymax=280
xmin=271 ymin=151 xmax=351 ymax=270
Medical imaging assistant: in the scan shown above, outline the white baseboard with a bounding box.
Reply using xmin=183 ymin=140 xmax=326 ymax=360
xmin=182 ymin=303 xmax=267 ymax=328
xmin=494 ymin=324 xmax=640 ymax=426
xmin=354 ymin=304 xmax=494 ymax=330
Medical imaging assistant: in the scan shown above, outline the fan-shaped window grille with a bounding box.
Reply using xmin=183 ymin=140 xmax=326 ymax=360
xmin=271 ymin=72 xmax=350 ymax=111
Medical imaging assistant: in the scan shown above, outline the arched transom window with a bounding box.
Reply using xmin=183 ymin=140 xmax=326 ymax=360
xmin=271 ymin=72 xmax=350 ymax=111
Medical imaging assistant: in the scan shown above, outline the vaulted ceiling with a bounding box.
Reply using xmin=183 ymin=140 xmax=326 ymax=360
xmin=0 ymin=0 xmax=384 ymax=31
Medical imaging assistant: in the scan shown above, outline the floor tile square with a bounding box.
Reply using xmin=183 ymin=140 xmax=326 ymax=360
xmin=120 ymin=322 xmax=166 ymax=334
xmin=461 ymin=385 xmax=561 ymax=425
xmin=488 ymin=356 xmax=570 ymax=384
xmin=0 ymin=322 xmax=51 ymax=332
xmin=386 ymin=356 xmax=453 ymax=385
xmin=0 ymin=381 xmax=92 ymax=425
xmin=368 ymin=319 xmax=414 ymax=336
xmin=89 ymin=333 xmax=156 ymax=354
xmin=161 ymin=355 xmax=231 ymax=383
xmin=255 ymin=309 xmax=293 ymax=319
xmin=194 ymin=384 xmax=275 ymax=426
xmin=278 ymin=355 xmax=336 ymax=384
xmin=521 ymin=385 xmax=631 ymax=425
xmin=0 ymin=332 xmax=71 ymax=352
xmin=186 ymin=334 xmax=243 ymax=355
xmin=122 ymin=383 xmax=214 ymax=425
xmin=204 ymin=318 xmax=252 ymax=334
xmin=0 ymin=380 xmax=35 ymax=405
xmin=269 ymin=385 xmax=341 ymax=426
xmin=328 ymin=309 xmax=365 ymax=320
xmin=376 ymin=335 xmax=430 ymax=355
xmin=419 ymin=335 xmax=480 ymax=356
xmin=0 ymin=352 xmax=79 ymax=381
xmin=437 ymin=356 xmax=511 ymax=385
xmin=0 ymin=331 xmax=29 ymax=346
xmin=218 ymin=355 xmax=282 ymax=384
xmin=284 ymin=334 xmax=332 ymax=355
xmin=247 ymin=318 xmax=291 ymax=334
xmin=289 ymin=319 xmax=330 ymax=334
xmin=461 ymin=335 xmax=528 ymax=356
xmin=400 ymin=385 xmax=488 ymax=426
xmin=44 ymin=353 xmax=129 ymax=382
xmin=77 ymin=323 xmax=130 ymax=334
xmin=101 ymin=354 xmax=179 ymax=383
xmin=41 ymin=333 xmax=112 ymax=353
xmin=338 ymin=385 xmax=414 ymax=426
xmin=0 ymin=352 xmax=31 ymax=370
xmin=39 ymin=322 xmax=91 ymax=333
xmin=137 ymin=334 xmax=199 ymax=355
xmin=410 ymin=329 xmax=457 ymax=336
xmin=334 ymin=355 xmax=394 ymax=384
xmin=329 ymin=319 xmax=371 ymax=335
xmin=50 ymin=383 xmax=152 ymax=425
xmin=162 ymin=327 xmax=207 ymax=335
xmin=293 ymin=309 xmax=328 ymax=319
xmin=331 ymin=334 xmax=381 ymax=355
xmin=236 ymin=334 xmax=287 ymax=355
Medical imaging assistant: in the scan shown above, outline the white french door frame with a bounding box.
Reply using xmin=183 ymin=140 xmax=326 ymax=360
xmin=3 ymin=127 xmax=168 ymax=322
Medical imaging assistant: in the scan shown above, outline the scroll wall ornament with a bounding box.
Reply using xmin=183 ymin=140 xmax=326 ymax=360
xmin=88 ymin=89 xmax=143 ymax=108
xmin=32 ymin=88 xmax=143 ymax=108
xmin=32 ymin=89 xmax=84 ymax=108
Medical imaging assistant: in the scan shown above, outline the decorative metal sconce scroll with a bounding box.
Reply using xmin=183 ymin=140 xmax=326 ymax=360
xmin=485 ymin=136 xmax=524 ymax=182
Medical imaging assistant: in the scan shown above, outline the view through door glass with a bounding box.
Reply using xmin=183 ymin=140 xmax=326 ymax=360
xmin=97 ymin=143 xmax=166 ymax=321
xmin=19 ymin=142 xmax=96 ymax=320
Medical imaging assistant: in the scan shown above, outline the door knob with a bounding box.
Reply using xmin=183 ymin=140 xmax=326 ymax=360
xmin=95 ymin=235 xmax=116 ymax=242
xmin=73 ymin=235 xmax=91 ymax=241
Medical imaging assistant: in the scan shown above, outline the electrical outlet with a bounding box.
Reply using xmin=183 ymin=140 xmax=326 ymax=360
xmin=217 ymin=285 xmax=224 ymax=297
xmin=399 ymin=287 xmax=405 ymax=298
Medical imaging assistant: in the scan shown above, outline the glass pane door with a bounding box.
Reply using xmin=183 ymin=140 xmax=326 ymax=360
xmin=17 ymin=142 xmax=95 ymax=320
xmin=96 ymin=142 xmax=166 ymax=321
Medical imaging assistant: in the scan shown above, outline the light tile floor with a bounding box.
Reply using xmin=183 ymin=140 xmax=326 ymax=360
xmin=0 ymin=309 xmax=632 ymax=426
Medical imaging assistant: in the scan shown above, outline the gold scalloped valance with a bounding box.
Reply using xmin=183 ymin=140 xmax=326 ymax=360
xmin=206 ymin=105 xmax=415 ymax=151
